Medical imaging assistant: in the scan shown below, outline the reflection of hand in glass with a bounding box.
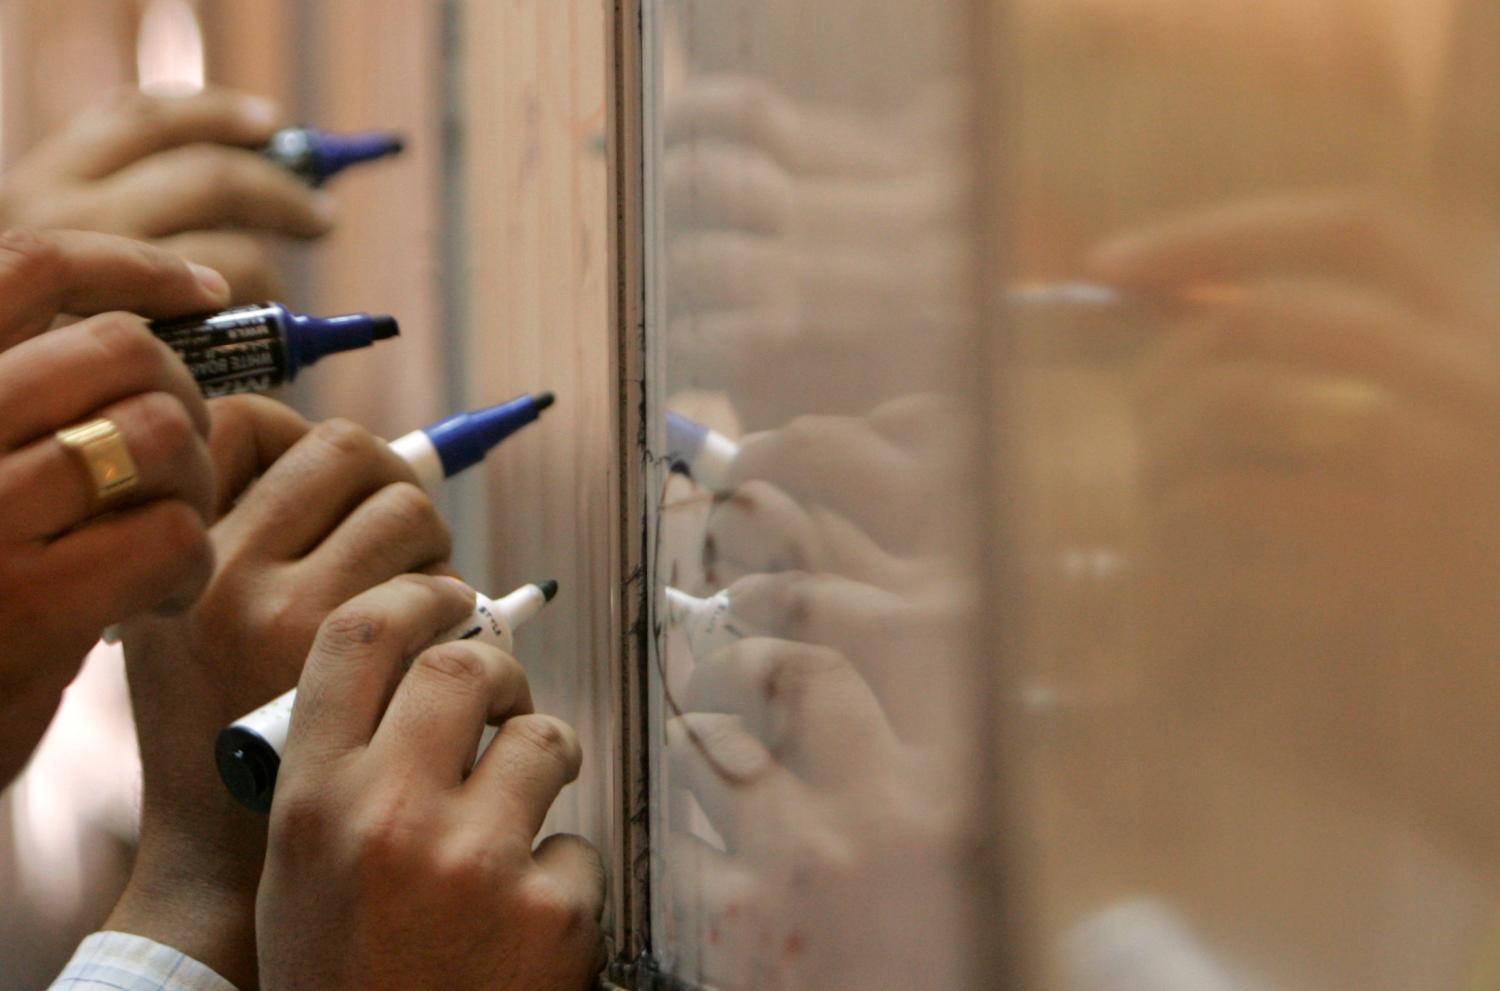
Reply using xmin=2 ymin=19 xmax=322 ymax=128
xmin=663 ymin=76 xmax=965 ymax=427
xmin=666 ymin=637 xmax=961 ymax=991
xmin=707 ymin=396 xmax=968 ymax=562
xmin=1096 ymin=193 xmax=1500 ymax=581
xmin=1097 ymin=192 xmax=1500 ymax=849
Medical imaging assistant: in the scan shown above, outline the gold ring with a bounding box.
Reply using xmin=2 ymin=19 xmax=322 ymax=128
xmin=56 ymin=418 xmax=139 ymax=513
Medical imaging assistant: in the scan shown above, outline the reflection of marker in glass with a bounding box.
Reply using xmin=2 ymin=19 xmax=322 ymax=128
xmin=665 ymin=412 xmax=739 ymax=494
xmin=264 ymin=127 xmax=405 ymax=186
xmin=1007 ymin=281 xmax=1245 ymax=308
xmin=390 ymin=392 xmax=556 ymax=492
xmin=665 ymin=586 xmax=752 ymax=658
xmin=101 ymin=394 xmax=551 ymax=646
xmin=1006 ymin=281 xmax=1245 ymax=364
xmin=150 ymin=303 xmax=398 ymax=398
xmin=216 ymin=579 xmax=559 ymax=813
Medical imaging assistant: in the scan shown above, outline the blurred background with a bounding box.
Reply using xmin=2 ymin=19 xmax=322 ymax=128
xmin=9 ymin=1 xmax=1500 ymax=989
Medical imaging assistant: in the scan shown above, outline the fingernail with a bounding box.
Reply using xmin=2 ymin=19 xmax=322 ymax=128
xmin=189 ymin=263 xmax=230 ymax=299
xmin=241 ymin=96 xmax=281 ymax=130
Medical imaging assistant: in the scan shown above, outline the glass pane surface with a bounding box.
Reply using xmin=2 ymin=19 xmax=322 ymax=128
xmin=992 ymin=1 xmax=1500 ymax=989
xmin=643 ymin=0 xmax=988 ymax=987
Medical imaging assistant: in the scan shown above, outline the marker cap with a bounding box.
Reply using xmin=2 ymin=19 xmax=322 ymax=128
xmin=214 ymin=726 xmax=281 ymax=814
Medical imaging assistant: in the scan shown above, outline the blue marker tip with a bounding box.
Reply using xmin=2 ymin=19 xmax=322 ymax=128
xmin=665 ymin=411 xmax=709 ymax=471
xmin=424 ymin=392 xmax=555 ymax=478
xmin=284 ymin=309 xmax=400 ymax=377
xmin=265 ymin=128 xmax=406 ymax=186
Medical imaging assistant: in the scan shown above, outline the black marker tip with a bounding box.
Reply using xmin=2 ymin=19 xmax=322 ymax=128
xmin=537 ymin=579 xmax=560 ymax=602
xmin=370 ymin=315 xmax=400 ymax=340
xmin=389 ymin=136 xmax=407 ymax=155
xmin=532 ymin=391 xmax=556 ymax=411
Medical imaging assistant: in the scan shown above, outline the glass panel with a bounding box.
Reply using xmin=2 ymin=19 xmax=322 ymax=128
xmin=992 ymin=1 xmax=1500 ymax=988
xmin=643 ymin=0 xmax=989 ymax=986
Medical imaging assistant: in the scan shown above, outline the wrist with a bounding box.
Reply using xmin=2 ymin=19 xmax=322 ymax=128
xmin=106 ymin=831 xmax=264 ymax=990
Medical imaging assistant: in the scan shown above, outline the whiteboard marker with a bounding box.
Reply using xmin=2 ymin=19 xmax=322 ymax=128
xmin=665 ymin=586 xmax=753 ymax=658
xmin=665 ymin=412 xmax=739 ymax=494
xmin=215 ymin=579 xmax=558 ymax=813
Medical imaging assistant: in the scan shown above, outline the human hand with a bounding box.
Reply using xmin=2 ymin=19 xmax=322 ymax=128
xmin=1095 ymin=194 xmax=1500 ymax=586
xmin=1 ymin=89 xmax=336 ymax=302
xmin=663 ymin=77 xmax=965 ymax=427
xmin=667 ymin=637 xmax=962 ymax=990
xmin=0 ymin=228 xmax=230 ymax=787
xmin=258 ymin=575 xmax=605 ymax=990
xmin=1094 ymin=194 xmax=1500 ymax=801
xmin=710 ymin=396 xmax=969 ymax=559
xmin=106 ymin=398 xmax=453 ymax=989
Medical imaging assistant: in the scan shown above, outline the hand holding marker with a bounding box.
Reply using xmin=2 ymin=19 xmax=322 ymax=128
xmin=213 ymin=391 xmax=556 ymax=810
xmin=218 ymin=579 xmax=558 ymax=813
xmin=100 ymin=391 xmax=554 ymax=652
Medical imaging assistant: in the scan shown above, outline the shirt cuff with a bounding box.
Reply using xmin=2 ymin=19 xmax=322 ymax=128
xmin=50 ymin=931 xmax=238 ymax=991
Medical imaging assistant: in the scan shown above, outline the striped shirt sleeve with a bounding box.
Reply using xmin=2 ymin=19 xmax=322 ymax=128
xmin=48 ymin=931 xmax=238 ymax=991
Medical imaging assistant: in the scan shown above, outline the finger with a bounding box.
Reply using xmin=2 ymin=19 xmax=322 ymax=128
xmin=288 ymin=575 xmax=478 ymax=756
xmin=1135 ymin=282 xmax=1500 ymax=426
xmin=725 ymin=570 xmax=936 ymax=672
xmin=667 ymin=230 xmax=791 ymax=316
xmin=467 ymin=714 xmax=583 ymax=842
xmin=303 ymin=483 xmax=453 ymax=595
xmin=703 ymin=480 xmax=821 ymax=587
xmin=865 ymin=392 xmax=964 ymax=453
xmin=155 ymin=231 xmax=284 ymax=304
xmin=1086 ymin=192 xmax=1467 ymax=318
xmin=204 ymin=395 xmax=313 ymax=516
xmin=44 ymin=498 xmax=213 ymax=626
xmin=0 ymin=390 xmax=213 ymax=541
xmin=663 ymin=141 xmax=793 ymax=235
xmin=666 ymin=712 xmax=801 ymax=851
xmin=371 ymin=641 xmax=533 ymax=786
xmin=531 ymin=834 xmax=608 ymax=973
xmin=0 ymin=311 xmax=209 ymax=450
xmin=94 ymin=145 xmax=336 ymax=239
xmin=0 ymin=229 xmax=229 ymax=349
xmin=729 ymin=416 xmax=923 ymax=551
xmin=532 ymin=833 xmax=608 ymax=924
xmin=1139 ymin=361 xmax=1479 ymax=494
xmin=685 ymin=638 xmax=895 ymax=783
xmin=215 ymin=418 xmax=419 ymax=560
xmin=25 ymin=88 xmax=282 ymax=181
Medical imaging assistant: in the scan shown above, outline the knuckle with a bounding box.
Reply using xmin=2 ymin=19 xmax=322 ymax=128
xmin=310 ymin=417 xmax=379 ymax=463
xmin=83 ymin=312 xmax=162 ymax=370
xmin=153 ymin=499 xmax=210 ymax=557
xmin=376 ymin=482 xmax=445 ymax=535
xmin=315 ymin=605 xmax=390 ymax=660
xmin=0 ymin=228 xmax=61 ymax=288
xmin=267 ymin=785 xmax=333 ymax=857
xmin=411 ymin=642 xmax=493 ymax=692
xmin=521 ymin=875 xmax=597 ymax=942
xmin=130 ymin=391 xmax=197 ymax=463
xmin=508 ymin=715 xmax=582 ymax=778
xmin=349 ymin=790 xmax=423 ymax=876
xmin=430 ymin=838 xmax=517 ymax=895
